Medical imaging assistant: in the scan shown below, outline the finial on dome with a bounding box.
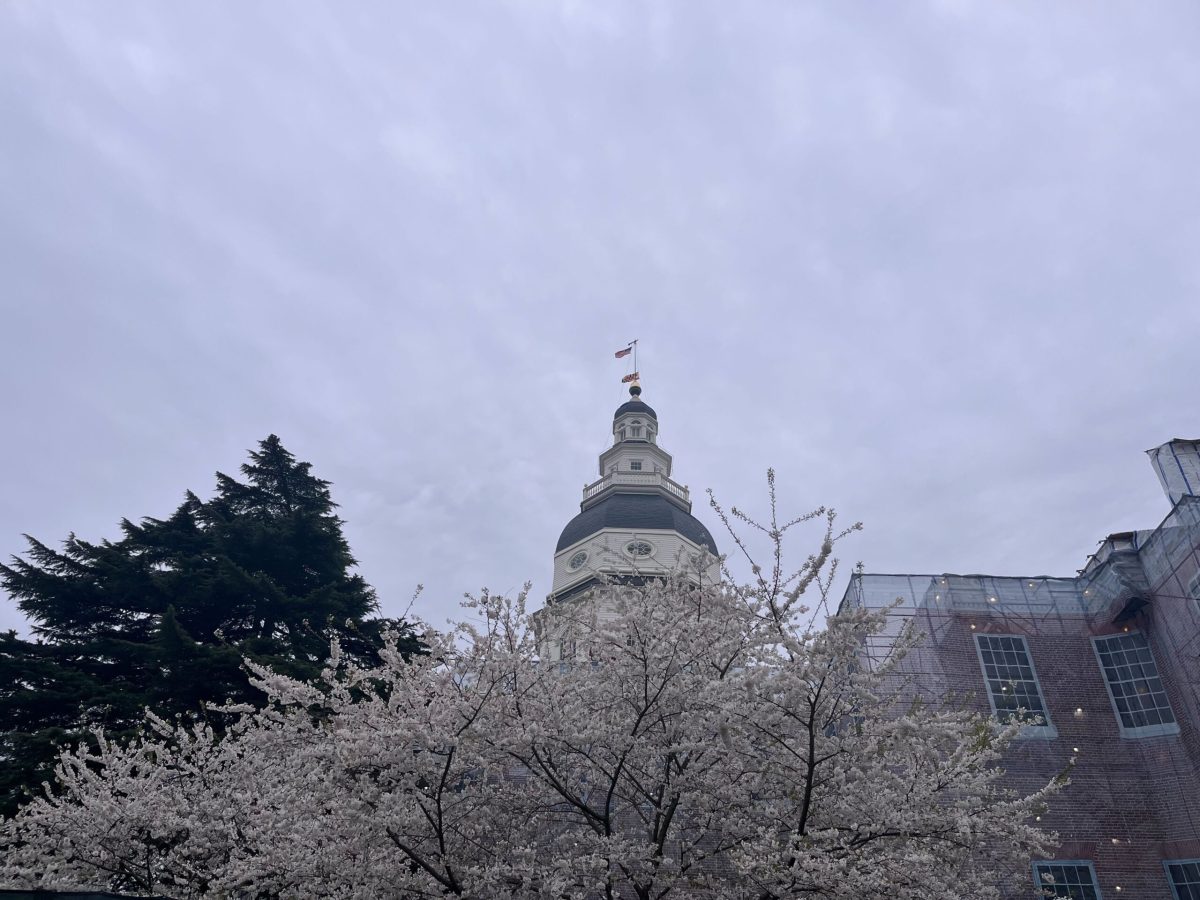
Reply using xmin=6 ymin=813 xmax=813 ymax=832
xmin=629 ymin=384 xmax=642 ymax=398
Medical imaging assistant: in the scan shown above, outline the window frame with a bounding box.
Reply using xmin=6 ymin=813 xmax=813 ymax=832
xmin=624 ymin=540 xmax=654 ymax=559
xmin=1164 ymin=858 xmax=1200 ymax=900
xmin=1032 ymin=860 xmax=1103 ymax=899
xmin=972 ymin=633 xmax=1057 ymax=739
xmin=1091 ymin=630 xmax=1179 ymax=739
xmin=629 ymin=460 xmax=643 ymax=471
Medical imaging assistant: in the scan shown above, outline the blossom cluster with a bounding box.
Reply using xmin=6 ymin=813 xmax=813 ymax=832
xmin=0 ymin=504 xmax=1057 ymax=898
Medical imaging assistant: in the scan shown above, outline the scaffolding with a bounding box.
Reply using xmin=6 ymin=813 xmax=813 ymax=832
xmin=836 ymin=495 xmax=1200 ymax=895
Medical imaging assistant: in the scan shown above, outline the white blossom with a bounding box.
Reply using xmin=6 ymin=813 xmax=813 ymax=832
xmin=0 ymin=505 xmax=1058 ymax=899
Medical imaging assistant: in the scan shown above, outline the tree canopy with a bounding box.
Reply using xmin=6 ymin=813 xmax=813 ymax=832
xmin=0 ymin=435 xmax=419 ymax=816
xmin=0 ymin=489 xmax=1057 ymax=898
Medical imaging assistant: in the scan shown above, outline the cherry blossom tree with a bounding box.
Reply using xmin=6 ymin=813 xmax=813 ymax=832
xmin=0 ymin=486 xmax=1058 ymax=898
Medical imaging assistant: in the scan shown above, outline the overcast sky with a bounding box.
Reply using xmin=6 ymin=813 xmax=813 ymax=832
xmin=1 ymin=2 xmax=1198 ymax=634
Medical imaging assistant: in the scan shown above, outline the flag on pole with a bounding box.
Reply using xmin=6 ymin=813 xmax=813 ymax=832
xmin=614 ymin=346 xmax=633 ymax=358
xmin=621 ymin=372 xmax=640 ymax=383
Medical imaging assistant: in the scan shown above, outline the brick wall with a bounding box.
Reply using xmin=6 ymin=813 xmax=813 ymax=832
xmin=922 ymin=604 xmax=1200 ymax=898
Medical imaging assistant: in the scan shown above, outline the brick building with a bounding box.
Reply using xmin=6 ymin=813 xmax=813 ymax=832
xmin=840 ymin=439 xmax=1200 ymax=899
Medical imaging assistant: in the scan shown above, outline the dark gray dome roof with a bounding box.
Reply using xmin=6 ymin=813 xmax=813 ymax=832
xmin=614 ymin=399 xmax=657 ymax=421
xmin=557 ymin=492 xmax=718 ymax=554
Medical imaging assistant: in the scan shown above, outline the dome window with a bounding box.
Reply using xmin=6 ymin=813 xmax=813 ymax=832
xmin=629 ymin=460 xmax=643 ymax=471
xmin=625 ymin=540 xmax=654 ymax=558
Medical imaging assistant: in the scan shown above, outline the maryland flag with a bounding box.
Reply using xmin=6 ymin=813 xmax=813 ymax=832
xmin=621 ymin=372 xmax=640 ymax=384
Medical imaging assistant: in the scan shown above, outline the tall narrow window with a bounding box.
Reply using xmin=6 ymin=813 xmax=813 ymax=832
xmin=1033 ymin=861 xmax=1101 ymax=899
xmin=1167 ymin=859 xmax=1200 ymax=900
xmin=974 ymin=634 xmax=1055 ymax=738
xmin=1093 ymin=631 xmax=1178 ymax=738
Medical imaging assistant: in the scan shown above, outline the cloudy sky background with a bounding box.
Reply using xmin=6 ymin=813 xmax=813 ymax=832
xmin=1 ymin=2 xmax=1198 ymax=634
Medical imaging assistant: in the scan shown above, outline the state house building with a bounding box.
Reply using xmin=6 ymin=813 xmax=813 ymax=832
xmin=533 ymin=384 xmax=719 ymax=658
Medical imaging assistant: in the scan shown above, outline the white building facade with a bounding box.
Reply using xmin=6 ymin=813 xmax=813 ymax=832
xmin=535 ymin=385 xmax=720 ymax=661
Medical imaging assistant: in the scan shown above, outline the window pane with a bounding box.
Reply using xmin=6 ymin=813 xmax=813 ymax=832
xmin=1168 ymin=860 xmax=1200 ymax=900
xmin=975 ymin=635 xmax=1050 ymax=727
xmin=1034 ymin=862 xmax=1100 ymax=900
xmin=1093 ymin=632 xmax=1176 ymax=733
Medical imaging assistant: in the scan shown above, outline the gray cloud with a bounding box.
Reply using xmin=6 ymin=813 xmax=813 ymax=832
xmin=1 ymin=1 xmax=1197 ymax=633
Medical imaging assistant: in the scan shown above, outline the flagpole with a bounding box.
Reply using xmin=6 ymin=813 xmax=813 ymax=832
xmin=614 ymin=340 xmax=639 ymax=390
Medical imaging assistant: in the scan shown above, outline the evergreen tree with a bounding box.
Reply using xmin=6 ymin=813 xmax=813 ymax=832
xmin=0 ymin=435 xmax=419 ymax=816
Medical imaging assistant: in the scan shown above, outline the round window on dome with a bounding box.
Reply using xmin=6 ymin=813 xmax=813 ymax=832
xmin=625 ymin=540 xmax=654 ymax=558
xmin=567 ymin=550 xmax=588 ymax=571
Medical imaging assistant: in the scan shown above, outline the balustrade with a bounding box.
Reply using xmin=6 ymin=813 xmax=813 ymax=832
xmin=582 ymin=471 xmax=689 ymax=502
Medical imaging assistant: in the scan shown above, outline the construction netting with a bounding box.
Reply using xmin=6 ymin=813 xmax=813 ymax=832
xmin=834 ymin=494 xmax=1200 ymax=896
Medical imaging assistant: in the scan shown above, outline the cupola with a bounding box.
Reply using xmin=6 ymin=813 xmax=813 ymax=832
xmin=547 ymin=383 xmax=719 ymax=605
xmin=613 ymin=385 xmax=659 ymax=444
